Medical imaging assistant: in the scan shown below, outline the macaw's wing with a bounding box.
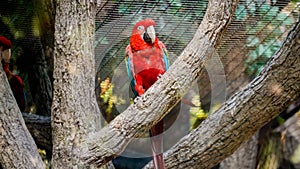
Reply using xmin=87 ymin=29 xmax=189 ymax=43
xmin=158 ymin=41 xmax=169 ymax=70
xmin=125 ymin=45 xmax=138 ymax=97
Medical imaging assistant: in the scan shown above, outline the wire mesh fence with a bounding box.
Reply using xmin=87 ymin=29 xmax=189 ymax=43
xmin=95 ymin=0 xmax=299 ymax=111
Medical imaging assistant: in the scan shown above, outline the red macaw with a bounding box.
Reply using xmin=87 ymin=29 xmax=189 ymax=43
xmin=0 ymin=36 xmax=26 ymax=112
xmin=125 ymin=18 xmax=169 ymax=169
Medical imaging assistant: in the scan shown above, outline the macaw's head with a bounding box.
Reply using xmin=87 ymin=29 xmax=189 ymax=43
xmin=130 ymin=18 xmax=158 ymax=51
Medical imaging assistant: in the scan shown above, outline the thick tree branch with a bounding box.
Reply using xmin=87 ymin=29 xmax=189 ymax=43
xmin=144 ymin=16 xmax=300 ymax=169
xmin=0 ymin=65 xmax=45 ymax=168
xmin=80 ymin=0 xmax=239 ymax=167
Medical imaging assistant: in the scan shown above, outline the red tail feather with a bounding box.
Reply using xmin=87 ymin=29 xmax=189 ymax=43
xmin=150 ymin=120 xmax=165 ymax=169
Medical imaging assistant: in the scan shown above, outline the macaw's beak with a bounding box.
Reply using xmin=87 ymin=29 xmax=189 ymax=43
xmin=143 ymin=26 xmax=156 ymax=44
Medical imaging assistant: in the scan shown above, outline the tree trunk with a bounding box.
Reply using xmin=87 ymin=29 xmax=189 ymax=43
xmin=0 ymin=64 xmax=44 ymax=168
xmin=51 ymin=0 xmax=102 ymax=168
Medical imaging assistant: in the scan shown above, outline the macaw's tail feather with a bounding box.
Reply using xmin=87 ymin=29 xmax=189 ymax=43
xmin=149 ymin=120 xmax=166 ymax=169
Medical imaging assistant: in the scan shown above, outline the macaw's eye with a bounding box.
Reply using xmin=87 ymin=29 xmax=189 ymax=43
xmin=137 ymin=26 xmax=144 ymax=31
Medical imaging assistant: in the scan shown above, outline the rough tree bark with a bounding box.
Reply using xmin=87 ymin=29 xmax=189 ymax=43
xmin=220 ymin=132 xmax=259 ymax=169
xmin=80 ymin=0 xmax=240 ymax=167
xmin=0 ymin=65 xmax=44 ymax=168
xmin=51 ymin=0 xmax=103 ymax=168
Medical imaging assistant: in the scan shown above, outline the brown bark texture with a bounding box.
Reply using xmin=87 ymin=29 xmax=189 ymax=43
xmin=220 ymin=132 xmax=259 ymax=169
xmin=143 ymin=15 xmax=300 ymax=169
xmin=0 ymin=64 xmax=45 ymax=168
xmin=80 ymin=0 xmax=239 ymax=167
xmin=51 ymin=0 xmax=102 ymax=168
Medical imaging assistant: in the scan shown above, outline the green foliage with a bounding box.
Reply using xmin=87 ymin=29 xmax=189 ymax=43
xmin=276 ymin=116 xmax=285 ymax=126
xmin=234 ymin=0 xmax=258 ymax=20
xmin=0 ymin=0 xmax=35 ymax=39
xmin=100 ymin=78 xmax=125 ymax=115
xmin=235 ymin=4 xmax=247 ymax=21
xmin=115 ymin=0 xmax=207 ymax=23
xmin=237 ymin=1 xmax=296 ymax=76
xmin=189 ymin=95 xmax=208 ymax=130
xmin=118 ymin=1 xmax=136 ymax=14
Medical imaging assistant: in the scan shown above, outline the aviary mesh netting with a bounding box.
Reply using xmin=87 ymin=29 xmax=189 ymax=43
xmin=94 ymin=0 xmax=299 ymax=110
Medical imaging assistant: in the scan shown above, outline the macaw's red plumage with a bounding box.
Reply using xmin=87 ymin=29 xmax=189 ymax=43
xmin=125 ymin=18 xmax=169 ymax=169
xmin=3 ymin=63 xmax=25 ymax=111
xmin=0 ymin=36 xmax=25 ymax=112
xmin=126 ymin=18 xmax=169 ymax=96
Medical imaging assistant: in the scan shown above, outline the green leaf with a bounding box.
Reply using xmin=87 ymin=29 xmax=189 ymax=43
xmin=246 ymin=36 xmax=260 ymax=47
xmin=272 ymin=0 xmax=277 ymax=4
xmin=258 ymin=44 xmax=265 ymax=56
xmin=246 ymin=0 xmax=256 ymax=15
xmin=259 ymin=2 xmax=271 ymax=13
xmin=282 ymin=17 xmax=294 ymax=26
xmin=249 ymin=50 xmax=258 ymax=61
xmin=276 ymin=13 xmax=288 ymax=21
xmin=277 ymin=116 xmax=285 ymax=125
xmin=235 ymin=4 xmax=247 ymax=21
xmin=264 ymin=47 xmax=273 ymax=58
xmin=256 ymin=65 xmax=265 ymax=76
xmin=266 ymin=6 xmax=279 ymax=19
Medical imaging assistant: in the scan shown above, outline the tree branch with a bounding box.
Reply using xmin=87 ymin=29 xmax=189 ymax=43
xmin=80 ymin=0 xmax=239 ymax=167
xmin=0 ymin=66 xmax=45 ymax=168
xmin=144 ymin=15 xmax=300 ymax=169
